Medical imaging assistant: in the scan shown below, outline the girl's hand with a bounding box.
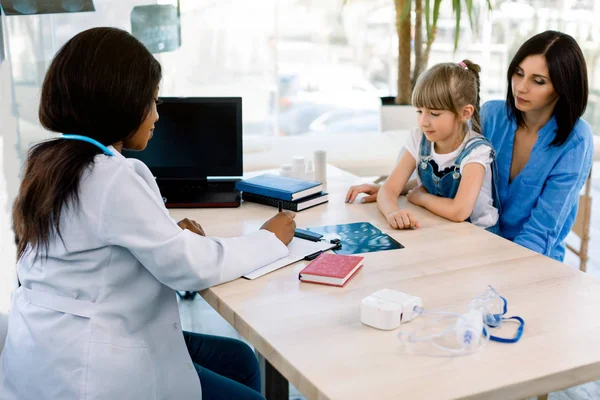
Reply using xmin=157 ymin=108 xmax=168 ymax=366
xmin=407 ymin=185 xmax=429 ymax=206
xmin=177 ymin=218 xmax=206 ymax=236
xmin=260 ymin=211 xmax=296 ymax=245
xmin=345 ymin=183 xmax=381 ymax=203
xmin=386 ymin=209 xmax=420 ymax=229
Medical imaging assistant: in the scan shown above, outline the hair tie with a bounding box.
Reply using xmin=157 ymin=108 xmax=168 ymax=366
xmin=458 ymin=61 xmax=468 ymax=70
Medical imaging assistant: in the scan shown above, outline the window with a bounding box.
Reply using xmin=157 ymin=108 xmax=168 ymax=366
xmin=2 ymin=0 xmax=599 ymax=172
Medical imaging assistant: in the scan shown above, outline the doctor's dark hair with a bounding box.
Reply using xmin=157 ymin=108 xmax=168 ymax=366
xmin=506 ymin=30 xmax=588 ymax=146
xmin=13 ymin=27 xmax=162 ymax=260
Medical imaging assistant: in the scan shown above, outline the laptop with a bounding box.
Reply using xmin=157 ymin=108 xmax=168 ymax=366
xmin=122 ymin=97 xmax=243 ymax=208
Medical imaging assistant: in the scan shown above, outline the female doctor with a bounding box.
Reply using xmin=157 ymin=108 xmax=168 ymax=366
xmin=0 ymin=28 xmax=294 ymax=400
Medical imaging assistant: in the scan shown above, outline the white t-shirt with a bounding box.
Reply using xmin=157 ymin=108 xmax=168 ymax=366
xmin=405 ymin=128 xmax=499 ymax=229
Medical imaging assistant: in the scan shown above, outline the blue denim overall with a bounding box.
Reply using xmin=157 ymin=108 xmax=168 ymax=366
xmin=417 ymin=133 xmax=502 ymax=234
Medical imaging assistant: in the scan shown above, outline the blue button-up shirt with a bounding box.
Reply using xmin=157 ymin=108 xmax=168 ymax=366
xmin=481 ymin=100 xmax=594 ymax=261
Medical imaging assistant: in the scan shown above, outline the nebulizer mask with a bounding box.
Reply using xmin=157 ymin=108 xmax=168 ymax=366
xmin=397 ymin=286 xmax=524 ymax=357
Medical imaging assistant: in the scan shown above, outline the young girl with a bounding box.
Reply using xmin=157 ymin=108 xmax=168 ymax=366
xmin=377 ymin=60 xmax=501 ymax=233
xmin=1 ymin=28 xmax=294 ymax=400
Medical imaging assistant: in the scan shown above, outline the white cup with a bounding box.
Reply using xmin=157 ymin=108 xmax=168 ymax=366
xmin=314 ymin=150 xmax=326 ymax=183
xmin=291 ymin=156 xmax=305 ymax=180
xmin=305 ymin=160 xmax=315 ymax=181
xmin=280 ymin=164 xmax=292 ymax=177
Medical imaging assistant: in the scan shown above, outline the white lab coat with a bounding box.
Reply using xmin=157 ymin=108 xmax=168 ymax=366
xmin=0 ymin=147 xmax=288 ymax=399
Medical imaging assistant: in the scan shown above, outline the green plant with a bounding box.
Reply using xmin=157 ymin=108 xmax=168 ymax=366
xmin=344 ymin=0 xmax=492 ymax=104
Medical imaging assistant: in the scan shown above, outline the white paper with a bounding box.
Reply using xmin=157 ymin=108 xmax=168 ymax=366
xmin=243 ymin=238 xmax=336 ymax=280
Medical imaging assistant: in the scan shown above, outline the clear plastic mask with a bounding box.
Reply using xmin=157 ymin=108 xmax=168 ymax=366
xmin=398 ymin=286 xmax=523 ymax=357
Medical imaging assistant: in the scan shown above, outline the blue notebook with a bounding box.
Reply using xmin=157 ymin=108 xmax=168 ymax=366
xmin=235 ymin=174 xmax=323 ymax=201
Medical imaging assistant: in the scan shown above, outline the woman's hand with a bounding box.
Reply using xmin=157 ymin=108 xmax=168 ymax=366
xmin=260 ymin=211 xmax=296 ymax=245
xmin=386 ymin=209 xmax=420 ymax=229
xmin=346 ymin=183 xmax=381 ymax=204
xmin=177 ymin=218 xmax=206 ymax=236
xmin=407 ymin=185 xmax=429 ymax=207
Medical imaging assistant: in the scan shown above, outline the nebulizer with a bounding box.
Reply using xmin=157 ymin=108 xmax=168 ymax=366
xmin=387 ymin=286 xmax=525 ymax=356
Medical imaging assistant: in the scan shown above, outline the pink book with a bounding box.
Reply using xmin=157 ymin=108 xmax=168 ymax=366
xmin=299 ymin=253 xmax=364 ymax=287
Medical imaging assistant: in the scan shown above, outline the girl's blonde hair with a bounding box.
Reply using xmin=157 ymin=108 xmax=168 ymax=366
xmin=412 ymin=59 xmax=482 ymax=133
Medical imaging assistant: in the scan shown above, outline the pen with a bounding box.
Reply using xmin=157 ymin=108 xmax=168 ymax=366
xmin=278 ymin=201 xmax=283 ymax=213
xmin=304 ymin=250 xmax=324 ymax=261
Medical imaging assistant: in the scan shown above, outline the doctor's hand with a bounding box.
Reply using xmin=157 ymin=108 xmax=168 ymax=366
xmin=177 ymin=218 xmax=206 ymax=236
xmin=345 ymin=183 xmax=380 ymax=204
xmin=260 ymin=211 xmax=296 ymax=246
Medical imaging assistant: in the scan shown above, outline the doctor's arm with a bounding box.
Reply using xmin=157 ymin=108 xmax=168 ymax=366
xmin=513 ymin=143 xmax=592 ymax=257
xmin=98 ymin=166 xmax=291 ymax=291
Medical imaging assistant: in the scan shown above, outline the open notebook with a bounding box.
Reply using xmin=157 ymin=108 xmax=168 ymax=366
xmin=243 ymin=238 xmax=337 ymax=280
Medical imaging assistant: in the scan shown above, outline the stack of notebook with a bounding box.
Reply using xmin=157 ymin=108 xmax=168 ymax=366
xmin=235 ymin=174 xmax=328 ymax=211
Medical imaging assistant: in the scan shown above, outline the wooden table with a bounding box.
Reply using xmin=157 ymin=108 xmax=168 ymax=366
xmin=170 ymin=166 xmax=600 ymax=400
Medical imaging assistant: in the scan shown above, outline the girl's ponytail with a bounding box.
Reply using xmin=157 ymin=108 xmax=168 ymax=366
xmin=461 ymin=59 xmax=482 ymax=133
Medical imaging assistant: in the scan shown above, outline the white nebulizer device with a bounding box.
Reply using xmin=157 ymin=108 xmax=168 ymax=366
xmin=360 ymin=289 xmax=423 ymax=330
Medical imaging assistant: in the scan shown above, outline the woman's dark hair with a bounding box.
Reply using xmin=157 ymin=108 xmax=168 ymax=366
xmin=13 ymin=27 xmax=162 ymax=260
xmin=506 ymin=30 xmax=588 ymax=146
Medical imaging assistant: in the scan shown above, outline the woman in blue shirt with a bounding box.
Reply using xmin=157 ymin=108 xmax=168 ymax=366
xmin=481 ymin=31 xmax=593 ymax=261
xmin=346 ymin=31 xmax=594 ymax=262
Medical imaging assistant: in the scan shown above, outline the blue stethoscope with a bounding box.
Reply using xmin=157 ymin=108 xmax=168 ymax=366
xmin=61 ymin=134 xmax=114 ymax=156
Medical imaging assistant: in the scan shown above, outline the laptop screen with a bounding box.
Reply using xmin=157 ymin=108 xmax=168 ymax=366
xmin=122 ymin=97 xmax=242 ymax=179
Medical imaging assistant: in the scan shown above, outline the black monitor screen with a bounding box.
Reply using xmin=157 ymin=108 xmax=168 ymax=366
xmin=122 ymin=97 xmax=242 ymax=179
